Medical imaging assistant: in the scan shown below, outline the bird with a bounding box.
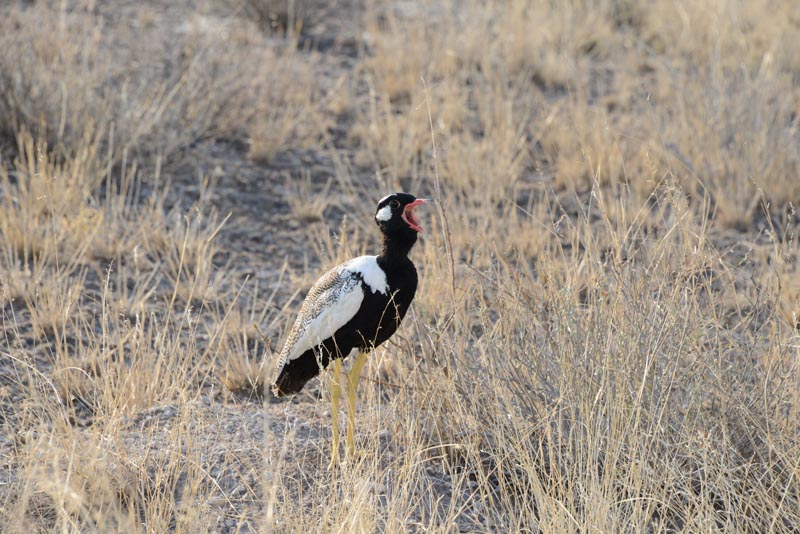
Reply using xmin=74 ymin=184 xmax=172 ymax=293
xmin=271 ymin=192 xmax=429 ymax=465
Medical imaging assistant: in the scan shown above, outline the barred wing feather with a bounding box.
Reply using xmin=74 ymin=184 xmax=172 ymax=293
xmin=272 ymin=266 xmax=365 ymax=379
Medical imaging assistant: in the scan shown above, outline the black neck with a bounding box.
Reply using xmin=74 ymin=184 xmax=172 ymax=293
xmin=378 ymin=232 xmax=417 ymax=262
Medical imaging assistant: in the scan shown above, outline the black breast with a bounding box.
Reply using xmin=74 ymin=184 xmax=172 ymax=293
xmin=356 ymin=266 xmax=417 ymax=346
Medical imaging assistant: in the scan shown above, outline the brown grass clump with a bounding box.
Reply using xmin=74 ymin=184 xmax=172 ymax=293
xmin=1 ymin=0 xmax=799 ymax=532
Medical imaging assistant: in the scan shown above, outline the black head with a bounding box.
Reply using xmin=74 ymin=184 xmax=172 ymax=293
xmin=374 ymin=193 xmax=429 ymax=240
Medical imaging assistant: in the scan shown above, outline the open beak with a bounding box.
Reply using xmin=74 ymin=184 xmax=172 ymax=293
xmin=402 ymin=198 xmax=429 ymax=233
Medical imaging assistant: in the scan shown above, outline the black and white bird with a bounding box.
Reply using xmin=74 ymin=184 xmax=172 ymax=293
xmin=271 ymin=192 xmax=429 ymax=463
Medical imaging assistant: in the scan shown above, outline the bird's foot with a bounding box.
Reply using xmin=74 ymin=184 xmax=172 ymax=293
xmin=327 ymin=454 xmax=340 ymax=470
xmin=344 ymin=443 xmax=370 ymax=464
xmin=327 ymin=442 xmax=368 ymax=469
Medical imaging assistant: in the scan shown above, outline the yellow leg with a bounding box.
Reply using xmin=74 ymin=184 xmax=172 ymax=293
xmin=328 ymin=358 xmax=343 ymax=469
xmin=346 ymin=352 xmax=368 ymax=459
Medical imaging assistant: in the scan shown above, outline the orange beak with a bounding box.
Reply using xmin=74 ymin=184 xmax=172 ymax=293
xmin=401 ymin=198 xmax=429 ymax=233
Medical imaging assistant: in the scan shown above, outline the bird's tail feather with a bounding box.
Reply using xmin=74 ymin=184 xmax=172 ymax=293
xmin=271 ymin=353 xmax=323 ymax=396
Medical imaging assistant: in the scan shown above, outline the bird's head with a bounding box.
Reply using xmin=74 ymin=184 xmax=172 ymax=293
xmin=374 ymin=193 xmax=429 ymax=239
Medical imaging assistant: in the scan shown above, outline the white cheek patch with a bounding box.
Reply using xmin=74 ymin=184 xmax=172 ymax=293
xmin=375 ymin=205 xmax=392 ymax=222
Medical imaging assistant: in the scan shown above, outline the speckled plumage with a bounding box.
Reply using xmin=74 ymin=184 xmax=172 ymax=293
xmin=274 ymin=265 xmax=362 ymax=371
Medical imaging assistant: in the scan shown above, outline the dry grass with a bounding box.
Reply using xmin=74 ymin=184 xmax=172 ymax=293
xmin=1 ymin=0 xmax=799 ymax=532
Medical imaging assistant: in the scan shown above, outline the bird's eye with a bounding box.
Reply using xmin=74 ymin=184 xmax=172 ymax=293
xmin=390 ymin=200 xmax=401 ymax=209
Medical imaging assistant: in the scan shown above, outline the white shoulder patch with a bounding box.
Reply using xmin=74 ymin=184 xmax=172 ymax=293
xmin=375 ymin=205 xmax=392 ymax=222
xmin=341 ymin=255 xmax=388 ymax=295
